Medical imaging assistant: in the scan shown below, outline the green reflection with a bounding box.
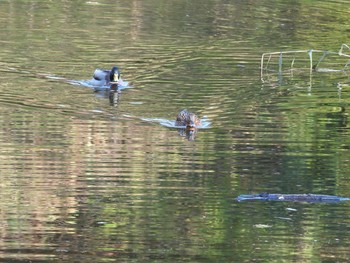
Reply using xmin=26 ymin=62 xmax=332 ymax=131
xmin=0 ymin=0 xmax=350 ymax=262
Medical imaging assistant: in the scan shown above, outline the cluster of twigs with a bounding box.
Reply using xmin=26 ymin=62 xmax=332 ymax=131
xmin=260 ymin=44 xmax=350 ymax=82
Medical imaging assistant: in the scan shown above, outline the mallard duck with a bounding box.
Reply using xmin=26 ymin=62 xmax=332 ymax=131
xmin=90 ymin=66 xmax=121 ymax=86
xmin=175 ymin=109 xmax=201 ymax=129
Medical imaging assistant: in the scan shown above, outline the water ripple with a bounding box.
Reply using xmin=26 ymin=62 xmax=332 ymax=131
xmin=141 ymin=117 xmax=211 ymax=129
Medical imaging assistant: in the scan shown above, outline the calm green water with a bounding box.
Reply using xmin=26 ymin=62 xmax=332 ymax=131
xmin=1 ymin=0 xmax=350 ymax=262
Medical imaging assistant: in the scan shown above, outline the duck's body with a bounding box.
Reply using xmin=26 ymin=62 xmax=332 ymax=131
xmin=90 ymin=66 xmax=122 ymax=87
xmin=175 ymin=109 xmax=201 ymax=129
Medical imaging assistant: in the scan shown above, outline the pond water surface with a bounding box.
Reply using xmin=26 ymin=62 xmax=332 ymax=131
xmin=1 ymin=0 xmax=350 ymax=262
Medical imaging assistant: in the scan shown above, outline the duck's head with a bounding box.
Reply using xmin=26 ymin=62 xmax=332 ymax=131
xmin=186 ymin=113 xmax=199 ymax=129
xmin=110 ymin=66 xmax=120 ymax=82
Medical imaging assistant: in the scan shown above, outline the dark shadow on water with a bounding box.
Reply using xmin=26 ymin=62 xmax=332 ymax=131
xmin=92 ymin=84 xmax=121 ymax=107
xmin=108 ymin=84 xmax=121 ymax=107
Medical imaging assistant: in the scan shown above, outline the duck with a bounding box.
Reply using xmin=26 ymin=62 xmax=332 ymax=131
xmin=90 ymin=66 xmax=121 ymax=86
xmin=175 ymin=109 xmax=201 ymax=129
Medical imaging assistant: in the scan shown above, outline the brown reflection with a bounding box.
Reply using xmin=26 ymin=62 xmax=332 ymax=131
xmin=178 ymin=128 xmax=198 ymax=141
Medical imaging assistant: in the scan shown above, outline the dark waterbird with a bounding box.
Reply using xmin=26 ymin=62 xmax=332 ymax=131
xmin=175 ymin=109 xmax=202 ymax=141
xmin=175 ymin=109 xmax=201 ymax=129
xmin=236 ymin=193 xmax=350 ymax=203
xmin=90 ymin=66 xmax=122 ymax=86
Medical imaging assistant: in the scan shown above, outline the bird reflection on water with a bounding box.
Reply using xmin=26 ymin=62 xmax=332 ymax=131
xmin=178 ymin=127 xmax=198 ymax=141
xmin=108 ymin=84 xmax=121 ymax=107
